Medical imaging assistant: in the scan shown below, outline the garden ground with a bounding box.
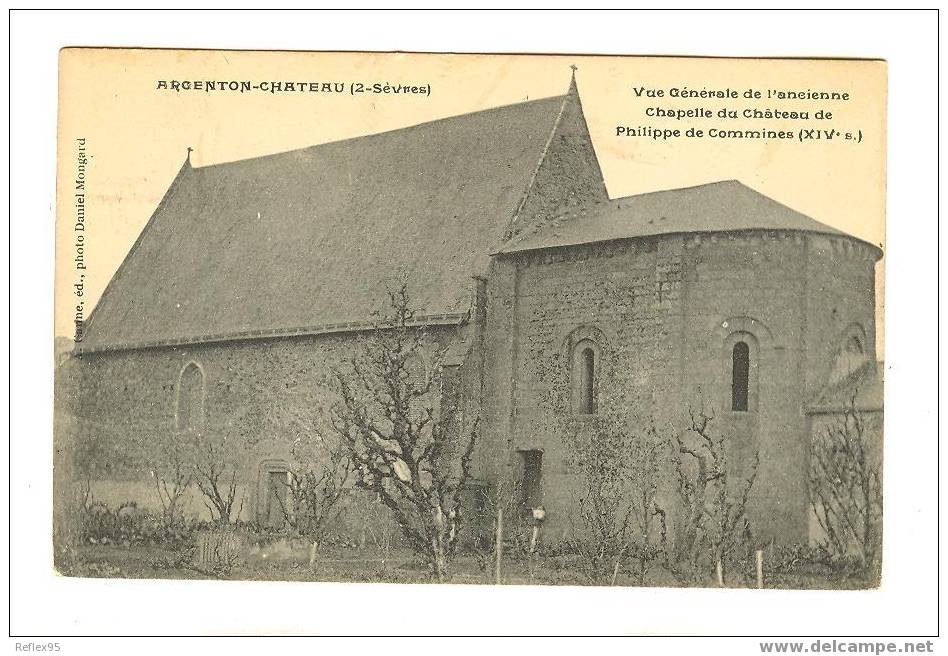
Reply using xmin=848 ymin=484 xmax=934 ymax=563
xmin=56 ymin=540 xmax=874 ymax=590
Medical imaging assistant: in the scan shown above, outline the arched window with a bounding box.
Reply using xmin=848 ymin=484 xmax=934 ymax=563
xmin=718 ymin=320 xmax=764 ymax=414
xmin=828 ymin=323 xmax=869 ymax=385
xmin=731 ymin=341 xmax=750 ymax=412
xmin=565 ymin=327 xmax=606 ymax=416
xmin=176 ymin=362 xmax=205 ymax=431
xmin=579 ymin=347 xmax=596 ymax=414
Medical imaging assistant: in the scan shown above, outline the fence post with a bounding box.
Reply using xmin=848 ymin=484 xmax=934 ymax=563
xmin=494 ymin=506 xmax=503 ymax=585
xmin=756 ymin=549 xmax=764 ymax=589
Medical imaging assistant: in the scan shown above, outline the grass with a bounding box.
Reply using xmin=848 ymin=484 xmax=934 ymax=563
xmin=55 ymin=542 xmax=875 ymax=589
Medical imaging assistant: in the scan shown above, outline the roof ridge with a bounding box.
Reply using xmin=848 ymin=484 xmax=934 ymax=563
xmin=609 ymin=179 xmax=740 ymax=202
xmin=495 ymin=179 xmax=882 ymax=256
xmin=194 ymin=93 xmax=568 ymax=171
xmin=503 ymin=91 xmax=573 ymax=240
xmin=605 ymin=178 xmax=848 ymax=239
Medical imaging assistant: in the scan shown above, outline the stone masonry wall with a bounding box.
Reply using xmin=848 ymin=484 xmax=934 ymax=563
xmin=481 ymin=230 xmax=877 ymax=546
xmin=57 ymin=229 xmax=879 ymax=549
xmin=58 ymin=323 xmax=474 ymax=533
xmin=803 ymin=235 xmax=879 ymax=395
xmin=680 ymin=232 xmax=808 ymax=541
xmin=481 ymin=238 xmax=685 ymax=541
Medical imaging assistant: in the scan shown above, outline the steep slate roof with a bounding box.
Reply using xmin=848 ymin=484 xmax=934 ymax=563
xmin=79 ymin=95 xmax=569 ymax=352
xmin=498 ymin=180 xmax=870 ymax=254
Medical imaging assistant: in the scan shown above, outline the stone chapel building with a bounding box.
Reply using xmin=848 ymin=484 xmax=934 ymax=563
xmin=59 ymin=75 xmax=882 ymax=544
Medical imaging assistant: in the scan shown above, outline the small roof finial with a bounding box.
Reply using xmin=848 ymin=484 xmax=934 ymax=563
xmin=568 ymin=64 xmax=578 ymax=94
xmin=186 ymin=146 xmax=193 ymax=164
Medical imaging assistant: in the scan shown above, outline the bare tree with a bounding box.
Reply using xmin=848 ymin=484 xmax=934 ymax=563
xmin=627 ymin=423 xmax=671 ymax=585
xmin=240 ymin=372 xmax=357 ymax=567
xmin=192 ymin=428 xmax=243 ymax=526
xmin=358 ymin=493 xmax=396 ymax=575
xmin=274 ymin=437 xmax=353 ymax=568
xmin=152 ymin=429 xmax=194 ymax=530
xmin=561 ymin=411 xmax=669 ymax=585
xmin=328 ymin=283 xmax=477 ymax=580
xmin=808 ymin=393 xmax=882 ymax=575
xmin=672 ymin=406 xmax=758 ymax=585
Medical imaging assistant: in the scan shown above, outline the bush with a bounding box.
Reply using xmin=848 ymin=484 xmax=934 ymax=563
xmin=757 ymin=543 xmax=875 ymax=589
xmin=77 ymin=500 xmax=206 ymax=548
xmin=58 ymin=558 xmax=124 ymax=578
xmin=768 ymin=543 xmax=825 ymax=575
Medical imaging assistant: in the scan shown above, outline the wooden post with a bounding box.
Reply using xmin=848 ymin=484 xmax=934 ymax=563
xmin=309 ymin=540 xmax=319 ymax=570
xmin=525 ymin=525 xmax=534 ymax=583
xmin=494 ymin=506 xmax=503 ymax=585
xmin=756 ymin=549 xmax=764 ymax=589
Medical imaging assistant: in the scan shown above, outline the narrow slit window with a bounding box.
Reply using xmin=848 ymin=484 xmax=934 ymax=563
xmin=580 ymin=347 xmax=596 ymax=414
xmin=731 ymin=341 xmax=750 ymax=412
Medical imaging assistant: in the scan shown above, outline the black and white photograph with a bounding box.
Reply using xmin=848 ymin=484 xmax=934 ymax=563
xmin=53 ymin=48 xmax=886 ymax=590
xmin=6 ymin=7 xmax=940 ymax=643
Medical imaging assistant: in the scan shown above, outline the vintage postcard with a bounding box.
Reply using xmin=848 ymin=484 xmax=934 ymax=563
xmin=53 ymin=49 xmax=886 ymax=589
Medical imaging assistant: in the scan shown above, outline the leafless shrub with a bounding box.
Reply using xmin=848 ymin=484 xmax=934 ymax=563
xmin=57 ymin=418 xmax=136 ymax=551
xmin=273 ymin=438 xmax=353 ymax=568
xmin=672 ymin=406 xmax=758 ymax=585
xmin=561 ymin=412 xmax=669 ymax=585
xmin=808 ymin=393 xmax=882 ymax=576
xmin=193 ymin=430 xmax=243 ymax=526
xmin=152 ymin=430 xmax=194 ymax=530
xmin=151 ymin=542 xmax=197 ymax=571
xmin=358 ymin=493 xmax=396 ymax=572
xmin=54 ymin=477 xmax=96 ymax=571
